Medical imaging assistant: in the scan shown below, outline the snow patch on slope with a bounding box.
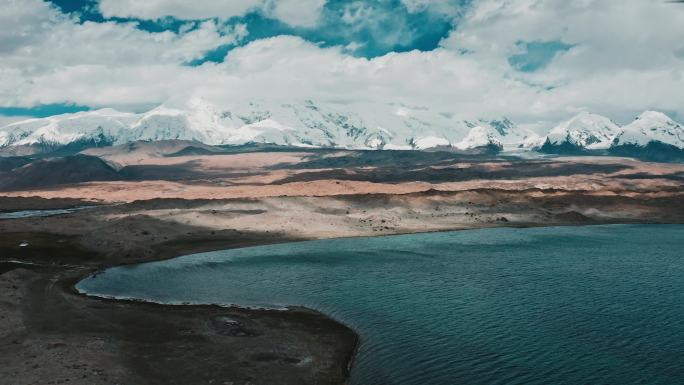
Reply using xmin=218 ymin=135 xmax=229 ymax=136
xmin=455 ymin=126 xmax=502 ymax=151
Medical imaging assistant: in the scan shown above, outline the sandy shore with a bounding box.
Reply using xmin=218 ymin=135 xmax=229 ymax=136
xmin=0 ymin=230 xmax=357 ymax=385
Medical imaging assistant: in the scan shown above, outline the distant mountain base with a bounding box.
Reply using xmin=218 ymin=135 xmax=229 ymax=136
xmin=609 ymin=142 xmax=684 ymax=163
xmin=539 ymin=140 xmax=596 ymax=155
xmin=541 ymin=139 xmax=684 ymax=163
xmin=0 ymin=154 xmax=121 ymax=191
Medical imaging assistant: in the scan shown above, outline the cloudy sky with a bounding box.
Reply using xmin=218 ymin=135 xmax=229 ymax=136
xmin=1 ymin=0 xmax=683 ymax=126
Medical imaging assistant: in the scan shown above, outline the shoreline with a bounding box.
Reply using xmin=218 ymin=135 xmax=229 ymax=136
xmin=0 ymin=229 xmax=359 ymax=385
xmin=66 ymin=234 xmax=364 ymax=384
xmin=2 ymin=215 xmax=682 ymax=384
xmin=2 ymin=220 xmax=679 ymax=376
xmin=65 ymin=221 xmax=677 ymax=384
xmin=68 ymin=221 xmax=674 ymax=383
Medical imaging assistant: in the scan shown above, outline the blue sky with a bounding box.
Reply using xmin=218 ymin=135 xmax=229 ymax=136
xmin=508 ymin=41 xmax=574 ymax=73
xmin=1 ymin=0 xmax=683 ymax=124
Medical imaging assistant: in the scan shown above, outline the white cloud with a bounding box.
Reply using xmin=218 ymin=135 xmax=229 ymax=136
xmin=0 ymin=0 xmax=244 ymax=107
xmin=0 ymin=0 xmax=683 ymax=125
xmin=269 ymin=0 xmax=327 ymax=28
xmin=99 ymin=0 xmax=262 ymax=20
xmin=441 ymin=0 xmax=684 ymax=122
xmin=98 ymin=0 xmax=327 ymax=28
xmin=168 ymin=36 xmax=539 ymax=121
xmin=0 ymin=115 xmax=31 ymax=126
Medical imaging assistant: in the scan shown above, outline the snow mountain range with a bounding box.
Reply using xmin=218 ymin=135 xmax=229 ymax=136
xmin=0 ymin=99 xmax=539 ymax=153
xmin=0 ymin=99 xmax=682 ymax=160
xmin=541 ymin=110 xmax=684 ymax=161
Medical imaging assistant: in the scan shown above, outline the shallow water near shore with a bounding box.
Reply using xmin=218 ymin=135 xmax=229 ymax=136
xmin=0 ymin=206 xmax=94 ymax=219
xmin=78 ymin=224 xmax=684 ymax=385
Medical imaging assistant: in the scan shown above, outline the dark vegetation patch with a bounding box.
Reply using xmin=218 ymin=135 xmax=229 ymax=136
xmin=609 ymin=142 xmax=684 ymax=163
xmin=0 ymin=155 xmax=266 ymax=189
xmin=274 ymin=161 xmax=632 ymax=184
xmin=0 ymin=155 xmax=121 ymax=191
xmin=0 ymin=156 xmax=32 ymax=171
xmin=0 ymin=261 xmax=26 ymax=274
xmin=150 ymin=229 xmax=304 ymax=261
xmin=119 ymin=162 xmax=263 ymax=181
xmin=119 ymin=198 xmax=262 ymax=211
xmin=118 ymin=160 xmax=207 ymax=181
xmin=541 ymin=140 xmax=684 ymax=163
xmin=616 ymin=172 xmax=684 ymax=182
xmin=165 ymin=146 xmax=220 ymax=157
xmin=272 ymin=149 xmax=504 ymax=170
xmin=0 ymin=232 xmax=95 ymax=265
xmin=534 ymin=193 xmax=684 ymax=222
xmin=539 ymin=140 xmax=609 ymax=156
xmin=218 ymin=143 xmax=337 ymax=154
xmin=120 ymin=198 xmax=220 ymax=210
xmin=553 ymin=211 xmax=595 ymax=223
xmin=0 ymin=196 xmax=95 ymax=211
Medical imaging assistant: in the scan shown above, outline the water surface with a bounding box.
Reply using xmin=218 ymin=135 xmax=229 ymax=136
xmin=0 ymin=206 xmax=94 ymax=219
xmin=78 ymin=225 xmax=684 ymax=385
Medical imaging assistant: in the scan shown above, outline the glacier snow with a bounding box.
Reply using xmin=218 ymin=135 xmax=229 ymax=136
xmin=1 ymin=99 xmax=682 ymax=154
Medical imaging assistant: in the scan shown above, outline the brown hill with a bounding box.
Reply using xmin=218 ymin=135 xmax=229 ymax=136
xmin=0 ymin=155 xmax=121 ymax=191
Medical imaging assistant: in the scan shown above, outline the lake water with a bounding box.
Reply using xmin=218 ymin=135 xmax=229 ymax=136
xmin=0 ymin=206 xmax=94 ymax=219
xmin=77 ymin=225 xmax=684 ymax=385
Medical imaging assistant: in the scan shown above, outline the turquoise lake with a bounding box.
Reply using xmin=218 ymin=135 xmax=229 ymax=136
xmin=77 ymin=224 xmax=684 ymax=384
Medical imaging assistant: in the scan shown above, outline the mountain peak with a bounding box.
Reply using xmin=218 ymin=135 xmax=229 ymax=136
xmin=625 ymin=111 xmax=681 ymax=132
xmin=612 ymin=111 xmax=683 ymax=150
xmin=546 ymin=112 xmax=619 ymax=149
xmin=635 ymin=110 xmax=673 ymax=122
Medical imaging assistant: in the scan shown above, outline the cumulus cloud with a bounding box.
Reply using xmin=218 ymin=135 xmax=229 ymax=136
xmin=269 ymin=0 xmax=327 ymax=28
xmin=99 ymin=0 xmax=262 ymax=20
xmin=0 ymin=0 xmax=683 ymax=125
xmin=0 ymin=115 xmax=30 ymax=126
xmin=99 ymin=0 xmax=327 ymax=28
xmin=0 ymin=0 xmax=245 ymax=107
xmin=443 ymin=0 xmax=684 ymax=122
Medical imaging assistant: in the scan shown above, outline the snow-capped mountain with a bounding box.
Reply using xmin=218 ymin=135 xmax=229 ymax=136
xmin=611 ymin=111 xmax=684 ymax=148
xmin=0 ymin=99 xmax=537 ymax=153
xmin=604 ymin=111 xmax=684 ymax=161
xmin=1 ymin=99 xmax=682 ymax=160
xmin=454 ymin=126 xmax=503 ymax=151
xmin=544 ymin=112 xmax=621 ymax=150
xmin=540 ymin=110 xmax=684 ymax=159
